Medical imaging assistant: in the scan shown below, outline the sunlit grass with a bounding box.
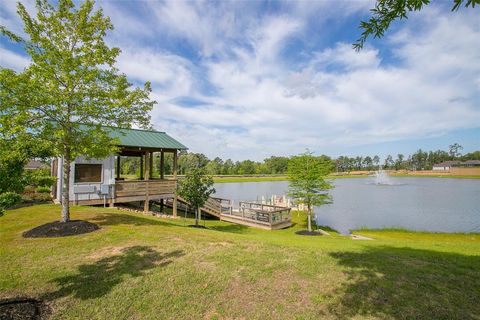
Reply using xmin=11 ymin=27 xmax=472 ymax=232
xmin=1 ymin=204 xmax=479 ymax=319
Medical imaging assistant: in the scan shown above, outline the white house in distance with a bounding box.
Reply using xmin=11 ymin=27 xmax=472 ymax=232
xmin=432 ymin=161 xmax=460 ymax=171
xmin=51 ymin=126 xmax=187 ymax=214
xmin=432 ymin=160 xmax=480 ymax=171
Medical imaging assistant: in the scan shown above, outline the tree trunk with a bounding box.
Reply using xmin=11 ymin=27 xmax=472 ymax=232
xmin=195 ymin=207 xmax=200 ymax=226
xmin=307 ymin=205 xmax=312 ymax=232
xmin=61 ymin=152 xmax=71 ymax=223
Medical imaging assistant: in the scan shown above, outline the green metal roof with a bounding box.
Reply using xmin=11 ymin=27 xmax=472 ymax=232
xmin=107 ymin=127 xmax=187 ymax=150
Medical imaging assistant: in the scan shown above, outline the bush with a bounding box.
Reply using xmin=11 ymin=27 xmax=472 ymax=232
xmin=0 ymin=192 xmax=22 ymax=209
xmin=24 ymin=169 xmax=56 ymax=187
xmin=36 ymin=186 xmax=51 ymax=193
xmin=22 ymin=192 xmax=52 ymax=203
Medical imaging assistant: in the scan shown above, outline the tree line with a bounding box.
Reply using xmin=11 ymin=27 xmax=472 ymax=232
xmin=118 ymin=143 xmax=479 ymax=177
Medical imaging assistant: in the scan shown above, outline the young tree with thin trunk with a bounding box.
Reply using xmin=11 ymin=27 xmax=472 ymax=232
xmin=0 ymin=0 xmax=154 ymax=222
xmin=287 ymin=150 xmax=333 ymax=232
xmin=177 ymin=168 xmax=215 ymax=227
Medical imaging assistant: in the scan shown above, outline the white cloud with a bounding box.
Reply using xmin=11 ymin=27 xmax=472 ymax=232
xmin=0 ymin=46 xmax=30 ymax=70
xmin=1 ymin=1 xmax=478 ymax=160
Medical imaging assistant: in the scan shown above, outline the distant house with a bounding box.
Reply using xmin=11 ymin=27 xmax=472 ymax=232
xmin=432 ymin=160 xmax=480 ymax=171
xmin=462 ymin=160 xmax=480 ymax=167
xmin=52 ymin=126 xmax=187 ymax=214
xmin=25 ymin=160 xmax=49 ymax=170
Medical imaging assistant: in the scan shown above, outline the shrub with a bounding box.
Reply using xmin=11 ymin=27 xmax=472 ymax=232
xmin=0 ymin=192 xmax=22 ymax=209
xmin=36 ymin=186 xmax=51 ymax=193
xmin=24 ymin=169 xmax=56 ymax=187
xmin=22 ymin=192 xmax=52 ymax=203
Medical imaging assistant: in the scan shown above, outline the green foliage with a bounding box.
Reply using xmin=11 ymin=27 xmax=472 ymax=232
xmin=24 ymin=169 xmax=56 ymax=187
xmin=287 ymin=150 xmax=334 ymax=231
xmin=1 ymin=0 xmax=155 ymax=221
xmin=177 ymin=168 xmax=215 ymax=226
xmin=354 ymin=0 xmax=479 ymax=50
xmin=449 ymin=143 xmax=463 ymax=158
xmin=36 ymin=186 xmax=51 ymax=194
xmin=0 ymin=192 xmax=22 ymax=210
xmin=0 ymin=132 xmax=52 ymax=194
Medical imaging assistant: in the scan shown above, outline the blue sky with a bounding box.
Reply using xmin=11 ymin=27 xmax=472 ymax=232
xmin=1 ymin=0 xmax=479 ymax=161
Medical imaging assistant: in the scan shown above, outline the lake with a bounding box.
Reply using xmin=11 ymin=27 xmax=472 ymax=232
xmin=213 ymin=177 xmax=480 ymax=234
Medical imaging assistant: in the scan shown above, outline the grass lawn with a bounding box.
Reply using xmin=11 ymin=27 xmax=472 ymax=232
xmin=389 ymin=173 xmax=480 ymax=179
xmin=1 ymin=205 xmax=479 ymax=319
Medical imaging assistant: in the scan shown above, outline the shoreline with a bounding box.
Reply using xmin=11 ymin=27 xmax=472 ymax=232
xmin=213 ymin=173 xmax=480 ymax=183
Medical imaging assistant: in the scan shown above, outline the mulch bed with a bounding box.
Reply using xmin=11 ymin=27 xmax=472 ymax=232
xmin=23 ymin=220 xmax=100 ymax=238
xmin=295 ymin=230 xmax=322 ymax=236
xmin=0 ymin=298 xmax=50 ymax=320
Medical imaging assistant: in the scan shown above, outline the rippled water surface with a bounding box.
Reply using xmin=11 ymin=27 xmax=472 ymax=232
xmin=213 ymin=177 xmax=480 ymax=234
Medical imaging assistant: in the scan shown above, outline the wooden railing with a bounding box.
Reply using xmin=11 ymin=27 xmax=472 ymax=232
xmin=221 ymin=201 xmax=291 ymax=227
xmin=115 ymin=179 xmax=176 ymax=200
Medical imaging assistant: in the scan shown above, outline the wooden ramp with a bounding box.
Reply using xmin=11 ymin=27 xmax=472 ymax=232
xmin=176 ymin=196 xmax=292 ymax=230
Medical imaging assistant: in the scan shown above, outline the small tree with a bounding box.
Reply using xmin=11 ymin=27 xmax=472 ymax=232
xmin=177 ymin=168 xmax=215 ymax=227
xmin=287 ymin=151 xmax=334 ymax=232
xmin=449 ymin=143 xmax=463 ymax=159
xmin=1 ymin=0 xmax=154 ymax=222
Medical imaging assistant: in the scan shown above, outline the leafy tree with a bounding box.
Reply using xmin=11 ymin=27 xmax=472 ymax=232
xmin=354 ymin=0 xmax=479 ymax=50
xmin=176 ymin=168 xmax=215 ymax=227
xmin=263 ymin=156 xmax=289 ymax=174
xmin=373 ymin=155 xmax=380 ymax=168
xmin=383 ymin=155 xmax=394 ymax=169
xmin=287 ymin=150 xmax=334 ymax=232
xmin=394 ymin=154 xmax=404 ymax=170
xmin=0 ymin=0 xmax=154 ymax=222
xmin=449 ymin=143 xmax=463 ymax=159
xmin=0 ymin=130 xmax=52 ymax=194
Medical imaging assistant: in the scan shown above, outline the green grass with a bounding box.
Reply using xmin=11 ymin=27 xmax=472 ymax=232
xmin=390 ymin=173 xmax=480 ymax=179
xmin=1 ymin=205 xmax=479 ymax=319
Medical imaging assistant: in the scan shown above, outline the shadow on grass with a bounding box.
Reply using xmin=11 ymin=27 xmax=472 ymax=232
xmin=328 ymin=246 xmax=480 ymax=319
xmin=209 ymin=223 xmax=251 ymax=234
xmin=42 ymin=246 xmax=184 ymax=301
xmin=89 ymin=212 xmax=178 ymax=227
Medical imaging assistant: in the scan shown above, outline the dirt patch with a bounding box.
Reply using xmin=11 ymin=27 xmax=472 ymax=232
xmin=0 ymin=298 xmax=50 ymax=320
xmin=23 ymin=220 xmax=100 ymax=238
xmin=295 ymin=230 xmax=322 ymax=236
xmin=208 ymin=241 xmax=232 ymax=247
xmin=86 ymin=246 xmax=129 ymax=260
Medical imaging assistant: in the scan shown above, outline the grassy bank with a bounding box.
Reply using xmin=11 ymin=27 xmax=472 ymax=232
xmin=390 ymin=173 xmax=480 ymax=179
xmin=1 ymin=205 xmax=479 ymax=319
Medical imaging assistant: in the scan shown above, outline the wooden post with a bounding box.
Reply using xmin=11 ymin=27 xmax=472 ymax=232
xmin=172 ymin=150 xmax=178 ymax=217
xmin=159 ymin=151 xmax=165 ymax=212
xmin=140 ymin=155 xmax=144 ymax=180
xmin=149 ymin=151 xmax=154 ymax=178
xmin=144 ymin=152 xmax=150 ymax=212
xmin=160 ymin=150 xmax=165 ymax=179
xmin=116 ymin=156 xmax=121 ymax=180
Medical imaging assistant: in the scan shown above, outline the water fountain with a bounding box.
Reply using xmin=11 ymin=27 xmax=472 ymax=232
xmin=374 ymin=169 xmax=394 ymax=185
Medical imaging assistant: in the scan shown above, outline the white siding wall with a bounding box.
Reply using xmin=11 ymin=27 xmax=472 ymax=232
xmin=56 ymin=155 xmax=115 ymax=203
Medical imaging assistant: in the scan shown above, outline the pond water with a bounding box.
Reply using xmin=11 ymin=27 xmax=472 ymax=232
xmin=213 ymin=177 xmax=480 ymax=234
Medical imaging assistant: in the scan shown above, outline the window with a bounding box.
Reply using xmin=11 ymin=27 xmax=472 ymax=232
xmin=75 ymin=164 xmax=102 ymax=183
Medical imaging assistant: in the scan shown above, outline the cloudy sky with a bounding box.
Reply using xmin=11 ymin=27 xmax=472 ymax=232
xmin=1 ymin=0 xmax=479 ymax=160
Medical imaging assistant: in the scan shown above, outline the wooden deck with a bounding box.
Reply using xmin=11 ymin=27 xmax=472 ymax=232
xmin=221 ymin=202 xmax=292 ymax=230
xmin=175 ymin=197 xmax=292 ymax=230
xmin=112 ymin=180 xmax=292 ymax=230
